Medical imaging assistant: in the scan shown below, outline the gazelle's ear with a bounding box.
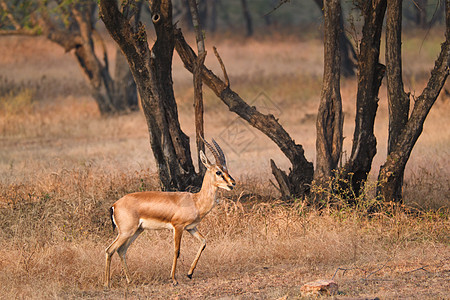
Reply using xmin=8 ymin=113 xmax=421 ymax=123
xmin=200 ymin=150 xmax=211 ymax=169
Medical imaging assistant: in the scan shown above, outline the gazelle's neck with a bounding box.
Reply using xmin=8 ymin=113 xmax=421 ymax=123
xmin=194 ymin=170 xmax=218 ymax=218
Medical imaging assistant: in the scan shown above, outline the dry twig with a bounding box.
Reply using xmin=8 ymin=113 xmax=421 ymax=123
xmin=212 ymin=46 xmax=230 ymax=87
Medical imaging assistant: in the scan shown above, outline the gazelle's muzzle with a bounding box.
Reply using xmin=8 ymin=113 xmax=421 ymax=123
xmin=227 ymin=176 xmax=236 ymax=190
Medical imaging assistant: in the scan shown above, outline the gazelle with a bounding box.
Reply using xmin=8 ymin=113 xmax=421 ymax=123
xmin=104 ymin=138 xmax=235 ymax=287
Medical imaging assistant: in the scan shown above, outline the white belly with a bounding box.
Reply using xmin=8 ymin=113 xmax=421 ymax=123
xmin=139 ymin=218 xmax=173 ymax=230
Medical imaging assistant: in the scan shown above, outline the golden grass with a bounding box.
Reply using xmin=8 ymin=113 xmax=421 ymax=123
xmin=0 ymin=171 xmax=448 ymax=298
xmin=0 ymin=29 xmax=449 ymax=298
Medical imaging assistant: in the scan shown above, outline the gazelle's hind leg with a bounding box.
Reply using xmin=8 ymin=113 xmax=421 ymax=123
xmin=104 ymin=234 xmax=132 ymax=287
xmin=117 ymin=228 xmax=143 ymax=284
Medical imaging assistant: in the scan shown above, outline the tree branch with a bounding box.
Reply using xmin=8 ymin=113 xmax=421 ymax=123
xmin=175 ymin=28 xmax=314 ymax=196
xmin=213 ymin=46 xmax=230 ymax=87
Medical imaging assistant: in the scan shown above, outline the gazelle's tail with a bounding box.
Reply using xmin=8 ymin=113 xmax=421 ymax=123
xmin=109 ymin=206 xmax=116 ymax=231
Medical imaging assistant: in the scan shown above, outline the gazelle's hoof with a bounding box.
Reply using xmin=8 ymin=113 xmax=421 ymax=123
xmin=187 ymin=273 xmax=193 ymax=279
xmin=172 ymin=279 xmax=178 ymax=286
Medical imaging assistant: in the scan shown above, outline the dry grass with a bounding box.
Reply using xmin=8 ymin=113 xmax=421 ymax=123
xmin=0 ymin=29 xmax=449 ymax=299
xmin=0 ymin=173 xmax=448 ymax=298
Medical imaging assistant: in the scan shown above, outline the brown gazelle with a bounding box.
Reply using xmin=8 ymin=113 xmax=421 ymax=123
xmin=104 ymin=138 xmax=235 ymax=287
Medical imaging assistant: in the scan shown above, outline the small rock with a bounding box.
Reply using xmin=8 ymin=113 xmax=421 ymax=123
xmin=300 ymin=279 xmax=338 ymax=296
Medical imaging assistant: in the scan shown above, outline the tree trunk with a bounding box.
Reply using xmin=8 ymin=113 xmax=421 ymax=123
xmin=314 ymin=0 xmax=343 ymax=185
xmin=175 ymin=29 xmax=314 ymax=198
xmin=377 ymin=1 xmax=450 ymax=203
xmin=71 ymin=6 xmax=116 ymax=115
xmin=313 ymin=0 xmax=357 ymax=77
xmin=30 ymin=1 xmax=139 ymax=115
xmin=241 ymin=0 xmax=253 ymax=37
xmin=344 ymin=0 xmax=386 ymax=197
xmin=378 ymin=0 xmax=410 ymax=202
xmin=100 ymin=0 xmax=201 ymax=191
xmin=207 ymin=0 xmax=218 ymax=33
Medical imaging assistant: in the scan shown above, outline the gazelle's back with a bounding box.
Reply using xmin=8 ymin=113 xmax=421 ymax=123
xmin=112 ymin=191 xmax=198 ymax=230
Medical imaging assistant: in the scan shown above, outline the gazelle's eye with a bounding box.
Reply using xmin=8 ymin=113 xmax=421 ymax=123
xmin=216 ymin=171 xmax=222 ymax=176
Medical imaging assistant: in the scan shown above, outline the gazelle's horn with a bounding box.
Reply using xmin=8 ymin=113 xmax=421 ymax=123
xmin=200 ymin=136 xmax=221 ymax=165
xmin=212 ymin=139 xmax=226 ymax=167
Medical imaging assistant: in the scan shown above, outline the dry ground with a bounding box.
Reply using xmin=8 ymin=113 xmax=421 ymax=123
xmin=0 ymin=29 xmax=449 ymax=299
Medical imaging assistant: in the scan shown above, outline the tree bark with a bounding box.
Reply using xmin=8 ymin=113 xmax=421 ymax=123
xmin=344 ymin=0 xmax=386 ymax=197
xmin=0 ymin=0 xmax=138 ymax=115
xmin=241 ymin=0 xmax=253 ymax=37
xmin=100 ymin=0 xmax=201 ymax=191
xmin=313 ymin=0 xmax=357 ymax=77
xmin=207 ymin=0 xmax=218 ymax=33
xmin=175 ymin=29 xmax=314 ymax=198
xmin=378 ymin=0 xmax=410 ymax=202
xmin=314 ymin=0 xmax=343 ymax=185
xmin=377 ymin=1 xmax=450 ymax=203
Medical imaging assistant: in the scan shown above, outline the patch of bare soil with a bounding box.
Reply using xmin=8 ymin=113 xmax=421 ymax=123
xmin=63 ymin=259 xmax=449 ymax=299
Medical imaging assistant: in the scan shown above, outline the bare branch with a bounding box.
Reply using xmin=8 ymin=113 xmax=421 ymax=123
xmin=212 ymin=46 xmax=230 ymax=87
xmin=264 ymin=0 xmax=290 ymax=17
xmin=175 ymin=28 xmax=314 ymax=197
xmin=270 ymin=159 xmax=290 ymax=199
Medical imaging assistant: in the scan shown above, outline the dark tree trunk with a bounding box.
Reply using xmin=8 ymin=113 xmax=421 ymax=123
xmin=217 ymin=0 xmax=234 ymax=31
xmin=207 ymin=0 xmax=218 ymax=32
xmin=377 ymin=1 xmax=450 ymax=203
xmin=314 ymin=0 xmax=343 ymax=185
xmin=378 ymin=0 xmax=410 ymax=202
xmin=175 ymin=30 xmax=314 ymax=198
xmin=100 ymin=0 xmax=201 ymax=191
xmin=313 ymin=0 xmax=357 ymax=77
xmin=344 ymin=0 xmax=386 ymax=197
xmin=241 ymin=0 xmax=253 ymax=37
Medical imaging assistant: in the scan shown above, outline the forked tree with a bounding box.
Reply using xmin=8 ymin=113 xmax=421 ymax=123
xmin=0 ymin=0 xmax=139 ymax=114
xmin=343 ymin=0 xmax=387 ymax=198
xmin=377 ymin=0 xmax=450 ymax=203
xmin=100 ymin=0 xmax=201 ymax=191
xmin=100 ymin=0 xmax=448 ymax=205
xmin=314 ymin=0 xmax=344 ymax=185
xmin=104 ymin=139 xmax=235 ymax=287
xmin=176 ymin=0 xmax=449 ymax=205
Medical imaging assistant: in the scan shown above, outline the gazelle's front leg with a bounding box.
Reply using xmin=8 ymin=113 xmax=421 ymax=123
xmin=171 ymin=226 xmax=183 ymax=285
xmin=187 ymin=227 xmax=206 ymax=279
